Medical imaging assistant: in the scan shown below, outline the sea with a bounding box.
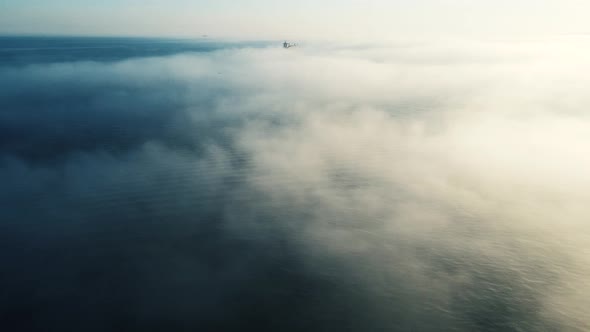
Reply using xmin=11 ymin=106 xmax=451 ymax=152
xmin=0 ymin=36 xmax=576 ymax=331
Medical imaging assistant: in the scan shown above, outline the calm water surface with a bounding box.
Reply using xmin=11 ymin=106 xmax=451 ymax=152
xmin=0 ymin=37 xmax=578 ymax=331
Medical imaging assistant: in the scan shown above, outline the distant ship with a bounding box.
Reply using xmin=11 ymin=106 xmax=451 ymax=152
xmin=283 ymin=41 xmax=297 ymax=49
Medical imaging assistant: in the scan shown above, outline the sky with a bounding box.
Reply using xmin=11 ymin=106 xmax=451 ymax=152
xmin=1 ymin=0 xmax=589 ymax=40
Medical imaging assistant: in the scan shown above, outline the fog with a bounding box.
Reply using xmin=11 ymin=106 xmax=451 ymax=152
xmin=1 ymin=37 xmax=590 ymax=330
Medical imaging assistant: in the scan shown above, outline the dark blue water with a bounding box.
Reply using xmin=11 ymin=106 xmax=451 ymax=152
xmin=0 ymin=37 xmax=565 ymax=332
xmin=0 ymin=36 xmax=270 ymax=66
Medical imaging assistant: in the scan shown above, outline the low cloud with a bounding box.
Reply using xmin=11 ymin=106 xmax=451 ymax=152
xmin=1 ymin=38 xmax=589 ymax=331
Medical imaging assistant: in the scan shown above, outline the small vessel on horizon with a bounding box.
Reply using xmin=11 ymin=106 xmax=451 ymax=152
xmin=283 ymin=41 xmax=297 ymax=49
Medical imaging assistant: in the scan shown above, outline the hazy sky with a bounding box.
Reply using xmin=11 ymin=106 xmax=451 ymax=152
xmin=0 ymin=0 xmax=589 ymax=40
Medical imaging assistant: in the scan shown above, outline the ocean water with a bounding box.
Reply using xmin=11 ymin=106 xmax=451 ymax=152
xmin=0 ymin=36 xmax=270 ymax=66
xmin=1 ymin=36 xmax=588 ymax=331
